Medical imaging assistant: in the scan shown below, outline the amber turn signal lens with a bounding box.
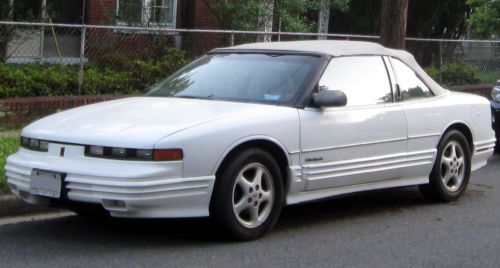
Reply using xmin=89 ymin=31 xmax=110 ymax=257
xmin=153 ymin=149 xmax=183 ymax=161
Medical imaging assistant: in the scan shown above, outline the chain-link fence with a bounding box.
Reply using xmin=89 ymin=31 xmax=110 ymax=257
xmin=1 ymin=21 xmax=499 ymax=98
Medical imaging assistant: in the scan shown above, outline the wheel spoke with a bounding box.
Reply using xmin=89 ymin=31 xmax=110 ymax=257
xmin=261 ymin=190 xmax=272 ymax=202
xmin=443 ymin=170 xmax=453 ymax=186
xmin=234 ymin=198 xmax=249 ymax=214
xmin=456 ymin=155 xmax=465 ymax=167
xmin=237 ymin=175 xmax=253 ymax=192
xmin=450 ymin=144 xmax=457 ymax=159
xmin=253 ymin=168 xmax=264 ymax=187
xmin=455 ymin=173 xmax=463 ymax=186
xmin=249 ymin=205 xmax=259 ymax=224
xmin=441 ymin=155 xmax=452 ymax=168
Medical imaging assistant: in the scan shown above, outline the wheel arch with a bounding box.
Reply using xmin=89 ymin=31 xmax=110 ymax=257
xmin=440 ymin=121 xmax=475 ymax=153
xmin=212 ymin=136 xmax=292 ymax=190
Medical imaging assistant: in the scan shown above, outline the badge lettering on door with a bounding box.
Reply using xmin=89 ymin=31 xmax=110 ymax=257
xmin=305 ymin=157 xmax=323 ymax=163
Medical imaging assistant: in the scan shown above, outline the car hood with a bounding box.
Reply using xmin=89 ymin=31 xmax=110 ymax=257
xmin=23 ymin=97 xmax=276 ymax=148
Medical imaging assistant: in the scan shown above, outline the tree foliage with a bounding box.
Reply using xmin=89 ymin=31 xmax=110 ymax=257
xmin=330 ymin=0 xmax=472 ymax=38
xmin=204 ymin=0 xmax=349 ymax=32
xmin=0 ymin=0 xmax=45 ymax=63
xmin=0 ymin=0 xmax=14 ymax=63
xmin=203 ymin=0 xmax=261 ymax=30
xmin=466 ymin=0 xmax=500 ymax=38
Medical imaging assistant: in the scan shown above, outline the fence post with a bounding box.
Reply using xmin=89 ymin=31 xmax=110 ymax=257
xmin=39 ymin=0 xmax=47 ymax=62
xmin=438 ymin=41 xmax=443 ymax=83
xmin=39 ymin=26 xmax=45 ymax=62
xmin=230 ymin=31 xmax=234 ymax=46
xmin=77 ymin=25 xmax=86 ymax=96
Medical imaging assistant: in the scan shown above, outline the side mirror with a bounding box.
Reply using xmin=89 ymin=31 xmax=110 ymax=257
xmin=313 ymin=90 xmax=347 ymax=108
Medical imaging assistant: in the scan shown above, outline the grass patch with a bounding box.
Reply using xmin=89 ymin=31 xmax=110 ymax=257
xmin=0 ymin=135 xmax=19 ymax=194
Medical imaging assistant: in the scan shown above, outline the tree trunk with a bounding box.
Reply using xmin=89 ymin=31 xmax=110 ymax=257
xmin=380 ymin=0 xmax=409 ymax=49
xmin=317 ymin=0 xmax=330 ymax=40
xmin=257 ymin=0 xmax=274 ymax=42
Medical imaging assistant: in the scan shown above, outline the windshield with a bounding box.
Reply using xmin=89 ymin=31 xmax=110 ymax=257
xmin=147 ymin=53 xmax=320 ymax=105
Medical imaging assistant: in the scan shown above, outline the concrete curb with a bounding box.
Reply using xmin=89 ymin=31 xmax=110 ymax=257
xmin=0 ymin=194 xmax=66 ymax=219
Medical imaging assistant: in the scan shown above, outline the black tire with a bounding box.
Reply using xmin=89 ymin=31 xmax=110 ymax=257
xmin=210 ymin=148 xmax=284 ymax=241
xmin=419 ymin=130 xmax=471 ymax=202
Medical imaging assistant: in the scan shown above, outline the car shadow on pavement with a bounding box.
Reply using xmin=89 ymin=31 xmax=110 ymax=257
xmin=277 ymin=186 xmax=428 ymax=230
xmin=2 ymin=186 xmax=441 ymax=245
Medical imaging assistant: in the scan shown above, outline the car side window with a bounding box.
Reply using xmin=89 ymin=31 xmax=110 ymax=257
xmin=391 ymin=58 xmax=433 ymax=101
xmin=318 ymin=56 xmax=392 ymax=107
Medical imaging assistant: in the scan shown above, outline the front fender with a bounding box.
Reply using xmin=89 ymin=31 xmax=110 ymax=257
xmin=153 ymin=106 xmax=300 ymax=178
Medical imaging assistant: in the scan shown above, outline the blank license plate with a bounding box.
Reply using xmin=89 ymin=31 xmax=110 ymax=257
xmin=30 ymin=170 xmax=63 ymax=198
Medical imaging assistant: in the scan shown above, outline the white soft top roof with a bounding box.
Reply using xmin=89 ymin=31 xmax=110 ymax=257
xmin=219 ymin=40 xmax=447 ymax=96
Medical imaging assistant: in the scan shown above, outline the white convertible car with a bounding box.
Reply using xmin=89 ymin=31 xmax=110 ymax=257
xmin=5 ymin=41 xmax=496 ymax=240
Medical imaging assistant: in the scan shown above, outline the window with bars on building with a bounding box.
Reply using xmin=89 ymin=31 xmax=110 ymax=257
xmin=117 ymin=0 xmax=176 ymax=27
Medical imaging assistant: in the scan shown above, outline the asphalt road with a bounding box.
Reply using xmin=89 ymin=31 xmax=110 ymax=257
xmin=1 ymin=155 xmax=499 ymax=268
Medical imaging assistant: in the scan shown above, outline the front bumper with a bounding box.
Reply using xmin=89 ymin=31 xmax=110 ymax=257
xmin=492 ymin=101 xmax=500 ymax=147
xmin=5 ymin=146 xmax=215 ymax=218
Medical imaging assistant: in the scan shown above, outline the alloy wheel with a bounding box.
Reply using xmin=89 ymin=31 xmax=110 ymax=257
xmin=440 ymin=140 xmax=466 ymax=192
xmin=232 ymin=163 xmax=275 ymax=228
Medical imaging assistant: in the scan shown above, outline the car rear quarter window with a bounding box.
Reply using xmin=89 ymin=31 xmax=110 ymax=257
xmin=318 ymin=56 xmax=393 ymax=107
xmin=391 ymin=58 xmax=433 ymax=101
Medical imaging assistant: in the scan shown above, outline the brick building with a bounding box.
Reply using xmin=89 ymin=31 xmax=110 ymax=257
xmin=8 ymin=0 xmax=217 ymax=29
xmin=6 ymin=1 xmax=220 ymax=63
xmin=86 ymin=0 xmax=217 ymax=29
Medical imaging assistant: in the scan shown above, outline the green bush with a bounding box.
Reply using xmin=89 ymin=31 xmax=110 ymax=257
xmin=92 ymin=52 xmax=134 ymax=71
xmin=425 ymin=63 xmax=481 ymax=86
xmin=424 ymin=66 xmax=440 ymax=81
xmin=0 ymin=136 xmax=19 ymax=194
xmin=127 ymin=49 xmax=190 ymax=90
xmin=0 ymin=48 xmax=190 ymax=98
xmin=441 ymin=63 xmax=481 ymax=86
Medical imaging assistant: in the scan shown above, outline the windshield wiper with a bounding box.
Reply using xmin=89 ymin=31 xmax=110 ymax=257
xmin=173 ymin=94 xmax=214 ymax=100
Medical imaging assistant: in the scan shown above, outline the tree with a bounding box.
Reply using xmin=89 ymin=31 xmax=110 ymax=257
xmin=318 ymin=0 xmax=350 ymax=36
xmin=258 ymin=0 xmax=274 ymax=41
xmin=466 ymin=0 xmax=500 ymax=38
xmin=329 ymin=0 xmax=381 ymax=35
xmin=407 ymin=0 xmax=471 ymax=39
xmin=203 ymin=0 xmax=261 ymax=30
xmin=0 ymin=0 xmax=42 ymax=63
xmin=330 ymin=0 xmax=472 ymax=39
xmin=379 ymin=0 xmax=409 ymax=49
xmin=203 ymin=0 xmax=350 ymax=33
xmin=0 ymin=0 xmax=14 ymax=63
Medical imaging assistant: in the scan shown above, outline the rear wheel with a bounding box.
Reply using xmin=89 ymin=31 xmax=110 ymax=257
xmin=419 ymin=130 xmax=471 ymax=202
xmin=210 ymin=148 xmax=284 ymax=240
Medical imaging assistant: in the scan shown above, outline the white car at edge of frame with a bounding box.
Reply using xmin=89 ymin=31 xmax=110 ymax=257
xmin=5 ymin=40 xmax=496 ymax=240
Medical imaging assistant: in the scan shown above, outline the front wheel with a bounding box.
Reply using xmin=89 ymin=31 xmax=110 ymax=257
xmin=419 ymin=130 xmax=471 ymax=202
xmin=210 ymin=148 xmax=284 ymax=240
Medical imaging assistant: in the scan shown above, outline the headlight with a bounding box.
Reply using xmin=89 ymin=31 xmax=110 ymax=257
xmin=85 ymin=146 xmax=183 ymax=161
xmin=21 ymin=136 xmax=49 ymax=152
xmin=20 ymin=136 xmax=183 ymax=161
xmin=492 ymin=86 xmax=500 ymax=102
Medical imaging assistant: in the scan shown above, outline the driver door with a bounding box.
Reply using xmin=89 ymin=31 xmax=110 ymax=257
xmin=299 ymin=55 xmax=408 ymax=191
